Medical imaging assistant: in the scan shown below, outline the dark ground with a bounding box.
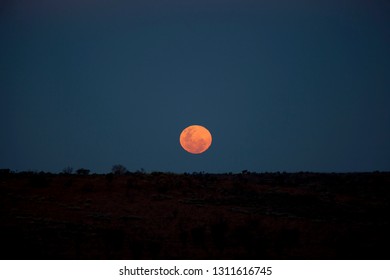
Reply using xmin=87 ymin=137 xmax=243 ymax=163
xmin=0 ymin=170 xmax=389 ymax=259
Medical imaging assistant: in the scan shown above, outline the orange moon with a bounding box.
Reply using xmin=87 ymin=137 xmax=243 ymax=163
xmin=180 ymin=125 xmax=212 ymax=154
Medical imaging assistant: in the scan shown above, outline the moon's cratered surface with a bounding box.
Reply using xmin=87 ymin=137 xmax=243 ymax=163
xmin=179 ymin=125 xmax=212 ymax=154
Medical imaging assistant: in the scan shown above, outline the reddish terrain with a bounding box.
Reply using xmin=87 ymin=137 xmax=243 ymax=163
xmin=1 ymin=171 xmax=389 ymax=259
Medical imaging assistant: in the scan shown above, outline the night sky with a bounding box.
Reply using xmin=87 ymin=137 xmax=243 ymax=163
xmin=1 ymin=0 xmax=390 ymax=174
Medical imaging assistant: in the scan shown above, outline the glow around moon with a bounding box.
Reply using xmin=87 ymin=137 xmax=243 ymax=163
xmin=180 ymin=125 xmax=212 ymax=154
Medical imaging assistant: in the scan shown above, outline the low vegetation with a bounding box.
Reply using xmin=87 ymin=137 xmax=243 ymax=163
xmin=1 ymin=171 xmax=389 ymax=259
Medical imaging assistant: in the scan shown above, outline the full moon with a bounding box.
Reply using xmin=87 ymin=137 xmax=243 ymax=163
xmin=180 ymin=125 xmax=212 ymax=154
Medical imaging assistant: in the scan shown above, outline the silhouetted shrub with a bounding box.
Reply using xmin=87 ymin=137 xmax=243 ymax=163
xmin=136 ymin=168 xmax=145 ymax=174
xmin=0 ymin=168 xmax=11 ymax=175
xmin=76 ymin=168 xmax=90 ymax=175
xmin=112 ymin=164 xmax=127 ymax=175
xmin=0 ymin=168 xmax=11 ymax=178
xmin=62 ymin=166 xmax=73 ymax=175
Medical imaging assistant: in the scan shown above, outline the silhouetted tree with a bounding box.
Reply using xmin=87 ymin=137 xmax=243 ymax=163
xmin=137 ymin=168 xmax=145 ymax=174
xmin=112 ymin=164 xmax=127 ymax=175
xmin=62 ymin=166 xmax=73 ymax=175
xmin=76 ymin=168 xmax=90 ymax=175
xmin=0 ymin=168 xmax=11 ymax=174
xmin=0 ymin=169 xmax=11 ymax=177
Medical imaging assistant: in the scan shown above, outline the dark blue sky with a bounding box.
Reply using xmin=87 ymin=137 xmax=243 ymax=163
xmin=1 ymin=0 xmax=390 ymax=173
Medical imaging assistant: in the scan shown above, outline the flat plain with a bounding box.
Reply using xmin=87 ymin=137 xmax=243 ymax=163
xmin=1 ymin=171 xmax=389 ymax=259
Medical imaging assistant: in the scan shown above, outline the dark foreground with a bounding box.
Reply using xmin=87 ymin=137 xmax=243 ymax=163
xmin=1 ymin=171 xmax=389 ymax=259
